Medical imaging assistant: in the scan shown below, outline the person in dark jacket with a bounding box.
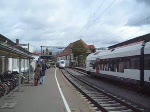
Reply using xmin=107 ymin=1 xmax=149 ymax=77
xmin=34 ymin=64 xmax=42 ymax=86
xmin=40 ymin=63 xmax=47 ymax=84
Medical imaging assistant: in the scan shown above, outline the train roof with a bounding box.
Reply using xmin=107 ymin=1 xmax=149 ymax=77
xmin=99 ymin=43 xmax=142 ymax=59
xmin=59 ymin=60 xmax=65 ymax=62
xmin=86 ymin=53 xmax=96 ymax=60
xmin=87 ymin=41 xmax=150 ymax=60
xmin=108 ymin=33 xmax=150 ymax=49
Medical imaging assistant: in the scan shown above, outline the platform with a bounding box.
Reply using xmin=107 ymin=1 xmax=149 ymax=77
xmin=0 ymin=68 xmax=94 ymax=112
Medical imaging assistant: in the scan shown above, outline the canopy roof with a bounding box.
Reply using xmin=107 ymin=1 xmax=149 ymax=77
xmin=0 ymin=34 xmax=33 ymax=59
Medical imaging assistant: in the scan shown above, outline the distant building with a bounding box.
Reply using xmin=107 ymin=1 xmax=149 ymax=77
xmin=0 ymin=35 xmax=33 ymax=74
xmin=57 ymin=39 xmax=95 ymax=67
xmin=8 ymin=39 xmax=35 ymax=72
xmin=96 ymin=47 xmax=108 ymax=52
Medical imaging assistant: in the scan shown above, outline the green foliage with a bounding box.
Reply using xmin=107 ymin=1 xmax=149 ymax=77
xmin=72 ymin=40 xmax=87 ymax=61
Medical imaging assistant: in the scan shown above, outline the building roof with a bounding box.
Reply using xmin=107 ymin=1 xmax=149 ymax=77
xmin=33 ymin=52 xmax=42 ymax=56
xmin=57 ymin=39 xmax=95 ymax=57
xmin=88 ymin=45 xmax=95 ymax=49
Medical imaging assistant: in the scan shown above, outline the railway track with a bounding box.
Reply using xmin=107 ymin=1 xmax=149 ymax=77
xmin=60 ymin=68 xmax=145 ymax=112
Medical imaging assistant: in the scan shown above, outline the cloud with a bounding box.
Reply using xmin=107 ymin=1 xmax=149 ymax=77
xmin=126 ymin=0 xmax=150 ymax=26
xmin=136 ymin=0 xmax=150 ymax=5
xmin=0 ymin=0 xmax=150 ymax=50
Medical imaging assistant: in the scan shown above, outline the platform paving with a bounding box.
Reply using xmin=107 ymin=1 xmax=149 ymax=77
xmin=0 ymin=68 xmax=94 ymax=112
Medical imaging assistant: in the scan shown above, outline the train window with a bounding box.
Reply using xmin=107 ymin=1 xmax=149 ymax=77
xmin=90 ymin=60 xmax=95 ymax=67
xmin=100 ymin=64 xmax=103 ymax=70
xmin=105 ymin=64 xmax=109 ymax=71
xmin=60 ymin=61 xmax=65 ymax=64
xmin=100 ymin=60 xmax=103 ymax=70
xmin=118 ymin=62 xmax=124 ymax=72
xmin=131 ymin=57 xmax=140 ymax=69
xmin=144 ymin=55 xmax=150 ymax=70
xmin=109 ymin=62 xmax=115 ymax=71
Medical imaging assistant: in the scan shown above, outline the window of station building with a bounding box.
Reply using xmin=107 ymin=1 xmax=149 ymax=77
xmin=144 ymin=55 xmax=150 ymax=70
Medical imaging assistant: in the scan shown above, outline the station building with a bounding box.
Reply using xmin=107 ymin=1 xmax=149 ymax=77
xmin=57 ymin=39 xmax=95 ymax=67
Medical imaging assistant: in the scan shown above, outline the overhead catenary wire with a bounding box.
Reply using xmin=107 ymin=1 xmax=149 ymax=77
xmin=75 ymin=0 xmax=105 ymax=38
xmin=85 ymin=0 xmax=105 ymax=27
xmin=115 ymin=16 xmax=150 ymax=40
xmin=132 ymin=16 xmax=150 ymax=26
xmin=93 ymin=0 xmax=116 ymax=21
xmin=86 ymin=0 xmax=149 ymax=46
xmin=75 ymin=0 xmax=116 ymax=41
xmin=76 ymin=0 xmax=149 ymax=48
xmin=90 ymin=16 xmax=150 ymax=47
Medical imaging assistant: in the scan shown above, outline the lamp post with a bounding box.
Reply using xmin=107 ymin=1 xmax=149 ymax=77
xmin=41 ymin=46 xmax=42 ymax=56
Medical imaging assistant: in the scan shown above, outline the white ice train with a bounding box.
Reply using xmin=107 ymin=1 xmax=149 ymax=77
xmin=58 ymin=60 xmax=66 ymax=69
xmin=86 ymin=41 xmax=150 ymax=88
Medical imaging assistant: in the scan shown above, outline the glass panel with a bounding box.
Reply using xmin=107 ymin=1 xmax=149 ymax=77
xmin=145 ymin=55 xmax=150 ymax=70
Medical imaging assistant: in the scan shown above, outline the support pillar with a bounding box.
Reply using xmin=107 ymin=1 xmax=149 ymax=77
xmin=28 ymin=59 xmax=31 ymax=83
xmin=2 ymin=57 xmax=5 ymax=73
xmin=19 ymin=58 xmax=21 ymax=92
xmin=4 ymin=56 xmax=8 ymax=72
xmin=12 ymin=58 xmax=14 ymax=71
xmin=24 ymin=59 xmax=25 ymax=72
xmin=41 ymin=46 xmax=42 ymax=56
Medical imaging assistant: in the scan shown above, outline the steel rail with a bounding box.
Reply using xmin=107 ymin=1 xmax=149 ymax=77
xmin=61 ymin=68 xmax=144 ymax=112
xmin=60 ymin=69 xmax=108 ymax=112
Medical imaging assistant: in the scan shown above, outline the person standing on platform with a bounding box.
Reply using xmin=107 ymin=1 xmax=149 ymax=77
xmin=40 ymin=62 xmax=47 ymax=84
xmin=34 ymin=64 xmax=42 ymax=86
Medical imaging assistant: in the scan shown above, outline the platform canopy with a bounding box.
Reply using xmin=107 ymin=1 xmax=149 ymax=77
xmin=0 ymin=34 xmax=33 ymax=59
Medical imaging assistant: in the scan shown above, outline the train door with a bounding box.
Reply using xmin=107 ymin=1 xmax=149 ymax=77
xmin=95 ymin=58 xmax=100 ymax=74
xmin=89 ymin=60 xmax=96 ymax=72
xmin=86 ymin=60 xmax=90 ymax=71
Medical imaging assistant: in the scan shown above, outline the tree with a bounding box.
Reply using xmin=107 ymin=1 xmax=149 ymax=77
xmin=72 ymin=40 xmax=87 ymax=67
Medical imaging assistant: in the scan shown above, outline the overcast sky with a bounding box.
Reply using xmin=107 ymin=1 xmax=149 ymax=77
xmin=0 ymin=0 xmax=150 ymax=50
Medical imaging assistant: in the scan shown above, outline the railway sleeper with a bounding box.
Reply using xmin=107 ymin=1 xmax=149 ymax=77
xmin=91 ymin=96 xmax=108 ymax=99
xmin=94 ymin=95 xmax=106 ymax=98
xmin=108 ymin=109 xmax=132 ymax=112
xmin=88 ymin=94 xmax=104 ymax=97
xmin=104 ymin=106 xmax=127 ymax=111
xmin=96 ymin=100 xmax=117 ymax=104
xmin=96 ymin=98 xmax=112 ymax=102
xmin=87 ymin=92 xmax=103 ymax=95
xmin=83 ymin=89 xmax=96 ymax=91
xmin=100 ymin=103 xmax=121 ymax=107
